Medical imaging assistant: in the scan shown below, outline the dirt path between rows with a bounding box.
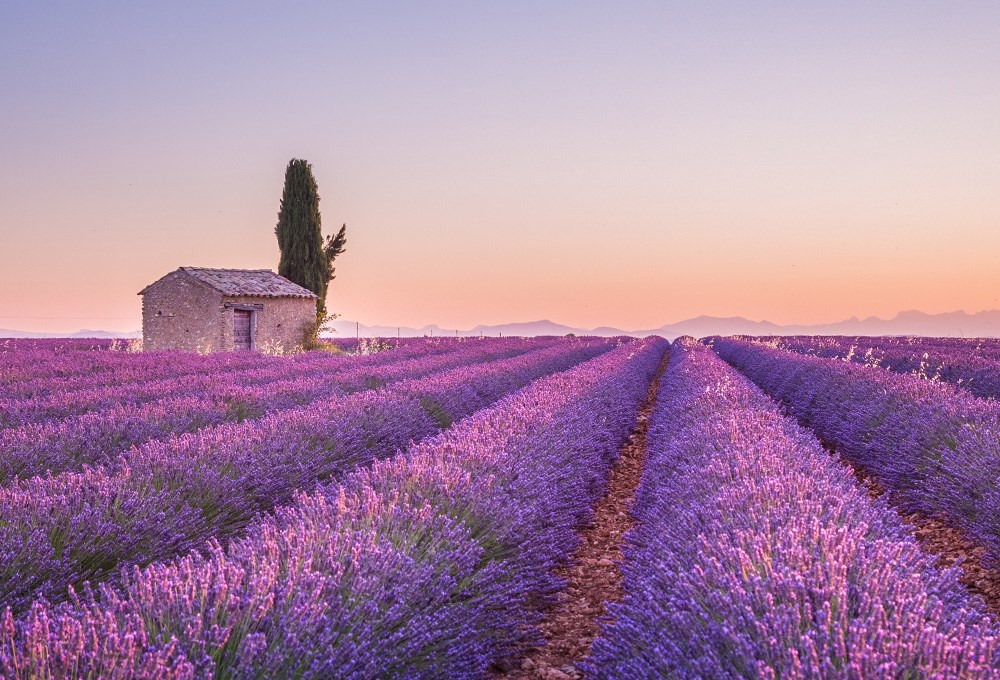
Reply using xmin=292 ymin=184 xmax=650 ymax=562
xmin=493 ymin=350 xmax=669 ymax=680
xmin=836 ymin=455 xmax=1000 ymax=617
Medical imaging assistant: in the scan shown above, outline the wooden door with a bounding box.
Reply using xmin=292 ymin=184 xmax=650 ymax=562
xmin=233 ymin=310 xmax=252 ymax=350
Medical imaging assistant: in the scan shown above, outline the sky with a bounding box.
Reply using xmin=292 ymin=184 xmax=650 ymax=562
xmin=1 ymin=1 xmax=999 ymax=333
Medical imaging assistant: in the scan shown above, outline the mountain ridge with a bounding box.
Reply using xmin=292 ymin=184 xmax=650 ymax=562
xmin=3 ymin=309 xmax=999 ymax=339
xmin=328 ymin=309 xmax=1000 ymax=339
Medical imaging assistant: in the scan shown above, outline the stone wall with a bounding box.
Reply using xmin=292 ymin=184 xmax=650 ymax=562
xmin=142 ymin=271 xmax=224 ymax=352
xmin=142 ymin=271 xmax=317 ymax=353
xmin=222 ymin=295 xmax=316 ymax=353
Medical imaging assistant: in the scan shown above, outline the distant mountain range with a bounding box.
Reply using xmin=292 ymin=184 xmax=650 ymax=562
xmin=4 ymin=309 xmax=999 ymax=340
xmin=328 ymin=309 xmax=1000 ymax=339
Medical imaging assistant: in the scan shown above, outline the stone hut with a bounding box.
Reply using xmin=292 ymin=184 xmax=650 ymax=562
xmin=139 ymin=267 xmax=318 ymax=352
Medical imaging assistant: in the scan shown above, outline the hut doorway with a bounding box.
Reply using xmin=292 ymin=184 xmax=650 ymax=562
xmin=233 ymin=309 xmax=253 ymax=350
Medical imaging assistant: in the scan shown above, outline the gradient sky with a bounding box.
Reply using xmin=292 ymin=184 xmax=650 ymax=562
xmin=2 ymin=1 xmax=999 ymax=333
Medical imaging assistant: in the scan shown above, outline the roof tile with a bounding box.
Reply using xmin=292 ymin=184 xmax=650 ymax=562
xmin=182 ymin=267 xmax=317 ymax=298
xmin=140 ymin=267 xmax=318 ymax=298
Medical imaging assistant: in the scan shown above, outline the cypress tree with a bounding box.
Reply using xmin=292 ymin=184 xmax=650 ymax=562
xmin=275 ymin=159 xmax=347 ymax=318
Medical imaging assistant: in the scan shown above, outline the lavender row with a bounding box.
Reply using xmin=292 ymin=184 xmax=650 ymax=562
xmin=1 ymin=342 xmax=289 ymax=397
xmin=0 ymin=339 xmax=533 ymax=483
xmin=757 ymin=335 xmax=1000 ymax=401
xmin=0 ymin=338 xmax=615 ymax=615
xmin=0 ymin=337 xmax=536 ymax=428
xmin=0 ymin=336 xmax=472 ymax=394
xmin=865 ymin=336 xmax=1000 ymax=364
xmin=589 ymin=338 xmax=999 ymax=678
xmin=2 ymin=337 xmax=478 ymax=400
xmin=0 ymin=337 xmax=463 ymax=420
xmin=765 ymin=335 xmax=1000 ymax=362
xmin=0 ymin=337 xmax=665 ymax=678
xmin=713 ymin=337 xmax=1000 ymax=569
xmin=0 ymin=338 xmax=548 ymax=484
xmin=1 ymin=350 xmax=366 ymax=426
xmin=0 ymin=337 xmax=117 ymax=354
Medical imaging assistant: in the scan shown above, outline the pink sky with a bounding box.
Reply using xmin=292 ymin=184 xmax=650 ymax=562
xmin=1 ymin=3 xmax=999 ymax=333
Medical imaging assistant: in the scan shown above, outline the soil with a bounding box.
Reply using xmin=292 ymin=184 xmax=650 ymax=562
xmin=492 ymin=350 xmax=669 ymax=679
xmin=838 ymin=454 xmax=1000 ymax=617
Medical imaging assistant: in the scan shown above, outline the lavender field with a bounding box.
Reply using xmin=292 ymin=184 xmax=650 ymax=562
xmin=3 ymin=335 xmax=1000 ymax=678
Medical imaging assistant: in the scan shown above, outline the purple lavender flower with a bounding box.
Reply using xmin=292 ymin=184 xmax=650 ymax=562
xmin=713 ymin=336 xmax=1000 ymax=568
xmin=0 ymin=337 xmax=665 ymax=678
xmin=588 ymin=338 xmax=999 ymax=678
xmin=0 ymin=338 xmax=616 ymax=614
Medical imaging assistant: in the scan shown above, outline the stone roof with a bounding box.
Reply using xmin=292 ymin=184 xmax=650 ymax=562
xmin=140 ymin=267 xmax=318 ymax=298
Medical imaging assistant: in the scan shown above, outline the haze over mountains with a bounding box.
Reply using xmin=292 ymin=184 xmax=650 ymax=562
xmin=4 ymin=309 xmax=999 ymax=340
xmin=331 ymin=309 xmax=1000 ymax=339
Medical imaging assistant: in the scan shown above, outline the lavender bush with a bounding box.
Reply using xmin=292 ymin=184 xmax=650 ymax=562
xmin=588 ymin=338 xmax=999 ymax=678
xmin=0 ymin=337 xmax=664 ymax=677
xmin=754 ymin=335 xmax=1000 ymax=400
xmin=0 ymin=339 xmax=613 ymax=613
xmin=0 ymin=340 xmax=272 ymax=396
xmin=0 ymin=337 xmax=533 ymax=428
xmin=713 ymin=337 xmax=1000 ymax=568
xmin=0 ymin=337 xmax=548 ymax=482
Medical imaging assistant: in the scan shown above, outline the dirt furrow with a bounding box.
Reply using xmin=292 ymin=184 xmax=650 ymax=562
xmin=494 ymin=350 xmax=669 ymax=680
xmin=836 ymin=454 xmax=1000 ymax=617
